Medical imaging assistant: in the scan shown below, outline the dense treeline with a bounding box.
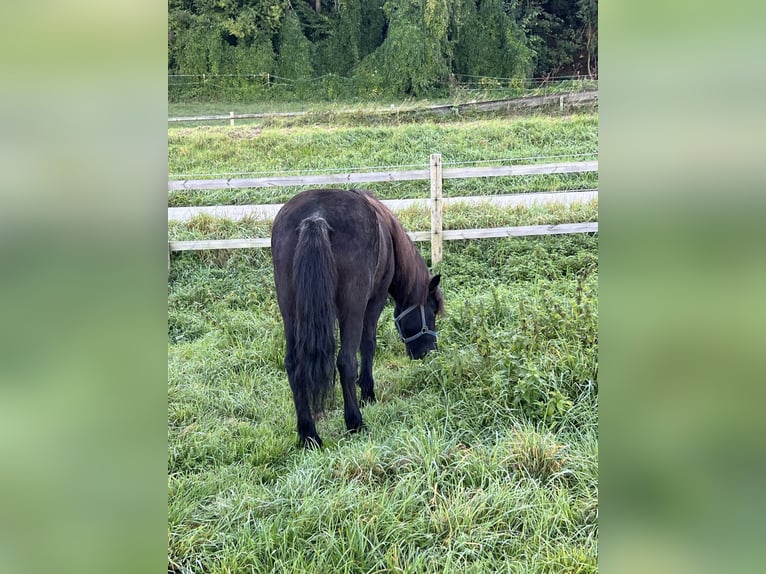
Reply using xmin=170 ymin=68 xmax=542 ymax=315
xmin=168 ymin=0 xmax=597 ymax=100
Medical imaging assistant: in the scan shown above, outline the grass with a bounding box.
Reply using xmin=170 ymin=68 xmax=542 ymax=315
xmin=168 ymin=115 xmax=596 ymax=175
xmin=168 ymin=233 xmax=598 ymax=574
xmin=168 ymin=78 xmax=598 ymax=119
xmin=168 ymin=114 xmax=598 ymax=207
xmin=168 ymin=107 xmax=597 ymax=573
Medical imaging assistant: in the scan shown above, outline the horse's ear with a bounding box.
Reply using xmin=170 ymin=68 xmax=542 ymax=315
xmin=429 ymin=274 xmax=441 ymax=292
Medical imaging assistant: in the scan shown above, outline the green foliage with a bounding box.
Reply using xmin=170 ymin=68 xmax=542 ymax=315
xmin=517 ymin=0 xmax=598 ymax=77
xmin=424 ymin=0 xmax=450 ymax=38
xmin=453 ymin=0 xmax=534 ymax=81
xmin=334 ymin=0 xmax=362 ymax=72
xmin=276 ymin=11 xmax=314 ymax=81
xmin=355 ymin=0 xmax=450 ymax=97
xmin=576 ymin=0 xmax=598 ymax=75
xmin=359 ymin=0 xmax=387 ymax=59
xmin=168 ymin=0 xmax=597 ymax=102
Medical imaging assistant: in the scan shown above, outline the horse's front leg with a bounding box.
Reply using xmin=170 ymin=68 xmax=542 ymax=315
xmin=358 ymin=295 xmax=387 ymax=404
xmin=358 ymin=333 xmax=376 ymax=405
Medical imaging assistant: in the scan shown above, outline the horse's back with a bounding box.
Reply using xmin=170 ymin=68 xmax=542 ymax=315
xmin=274 ymin=188 xmax=375 ymax=232
xmin=272 ymin=189 xmax=390 ymax=300
xmin=273 ymin=189 xmax=381 ymax=264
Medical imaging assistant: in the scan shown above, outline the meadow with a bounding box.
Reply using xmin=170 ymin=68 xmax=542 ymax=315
xmin=168 ymin=109 xmax=598 ymax=573
xmin=168 ymin=113 xmax=598 ymax=207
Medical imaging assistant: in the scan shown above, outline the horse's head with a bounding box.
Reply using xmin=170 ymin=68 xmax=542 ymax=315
xmin=395 ymin=275 xmax=444 ymax=360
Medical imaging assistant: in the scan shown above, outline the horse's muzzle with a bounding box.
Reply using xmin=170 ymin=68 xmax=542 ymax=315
xmin=407 ymin=339 xmax=438 ymax=360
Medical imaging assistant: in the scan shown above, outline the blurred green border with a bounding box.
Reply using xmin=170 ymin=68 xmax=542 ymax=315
xmin=3 ymin=2 xmax=765 ymax=572
xmin=0 ymin=3 xmax=168 ymax=574
xmin=600 ymin=2 xmax=766 ymax=573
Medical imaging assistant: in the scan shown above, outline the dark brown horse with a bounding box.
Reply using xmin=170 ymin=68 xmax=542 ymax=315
xmin=271 ymin=189 xmax=444 ymax=447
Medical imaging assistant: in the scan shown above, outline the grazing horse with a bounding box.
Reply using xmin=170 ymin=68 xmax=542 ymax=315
xmin=271 ymin=188 xmax=444 ymax=447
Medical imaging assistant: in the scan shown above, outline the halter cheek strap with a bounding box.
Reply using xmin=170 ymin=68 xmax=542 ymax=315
xmin=394 ymin=304 xmax=438 ymax=344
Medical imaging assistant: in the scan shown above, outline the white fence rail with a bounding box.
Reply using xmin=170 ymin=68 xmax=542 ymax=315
xmin=168 ymin=155 xmax=598 ymax=266
xmin=168 ymin=223 xmax=597 ymax=253
xmin=168 ymin=190 xmax=598 ymax=223
xmin=168 ymin=161 xmax=597 ymax=191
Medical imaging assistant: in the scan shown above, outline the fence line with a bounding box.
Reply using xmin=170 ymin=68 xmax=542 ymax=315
xmin=168 ymin=223 xmax=598 ymax=254
xmin=168 ymin=190 xmax=597 ymax=223
xmin=169 ymin=111 xmax=306 ymax=123
xmin=168 ymin=91 xmax=598 ymax=124
xmin=168 ymin=155 xmax=598 ymax=267
xmin=170 ymin=153 xmax=596 ymax=179
xmin=168 ymin=161 xmax=597 ymax=191
xmin=169 ymin=238 xmax=272 ymax=251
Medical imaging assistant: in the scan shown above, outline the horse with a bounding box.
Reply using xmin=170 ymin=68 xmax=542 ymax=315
xmin=271 ymin=188 xmax=444 ymax=447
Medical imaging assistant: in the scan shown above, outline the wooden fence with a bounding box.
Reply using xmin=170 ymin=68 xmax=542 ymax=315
xmin=168 ymin=160 xmax=597 ymax=191
xmin=168 ymin=91 xmax=598 ymax=125
xmin=168 ymin=155 xmax=598 ymax=266
xmin=168 ymin=190 xmax=597 ymax=224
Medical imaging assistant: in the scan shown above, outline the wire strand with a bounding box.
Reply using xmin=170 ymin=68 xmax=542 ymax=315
xmin=169 ymin=153 xmax=598 ymax=180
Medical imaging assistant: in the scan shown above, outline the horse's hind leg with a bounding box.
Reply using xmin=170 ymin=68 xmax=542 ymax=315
xmin=285 ymin=335 xmax=322 ymax=448
xmin=336 ymin=318 xmax=364 ymax=433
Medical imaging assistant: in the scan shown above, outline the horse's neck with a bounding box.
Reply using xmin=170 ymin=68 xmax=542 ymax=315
xmin=388 ymin=239 xmax=426 ymax=308
xmin=388 ymin=269 xmax=412 ymax=307
xmin=363 ymin=193 xmax=427 ymax=307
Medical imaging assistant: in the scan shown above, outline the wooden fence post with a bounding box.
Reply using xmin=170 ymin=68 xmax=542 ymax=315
xmin=230 ymin=111 xmax=235 ymax=126
xmin=430 ymin=153 xmax=443 ymax=266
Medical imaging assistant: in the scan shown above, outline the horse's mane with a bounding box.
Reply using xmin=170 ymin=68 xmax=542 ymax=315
xmin=353 ymin=189 xmax=441 ymax=310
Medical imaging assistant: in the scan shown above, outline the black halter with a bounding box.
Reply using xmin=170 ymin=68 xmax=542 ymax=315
xmin=394 ymin=304 xmax=438 ymax=344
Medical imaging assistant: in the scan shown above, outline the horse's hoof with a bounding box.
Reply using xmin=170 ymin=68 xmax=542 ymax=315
xmin=348 ymin=421 xmax=367 ymax=434
xmin=300 ymin=435 xmax=323 ymax=449
xmin=360 ymin=392 xmax=377 ymax=405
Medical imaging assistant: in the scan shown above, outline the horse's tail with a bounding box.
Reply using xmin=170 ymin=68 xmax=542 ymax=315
xmin=292 ymin=215 xmax=337 ymax=414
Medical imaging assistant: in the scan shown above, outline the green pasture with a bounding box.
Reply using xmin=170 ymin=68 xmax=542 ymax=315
xmin=168 ymin=110 xmax=598 ymax=573
xmin=168 ymin=113 xmax=598 ymax=207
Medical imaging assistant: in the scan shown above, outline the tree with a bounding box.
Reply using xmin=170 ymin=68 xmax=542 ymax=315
xmin=277 ymin=11 xmax=314 ymax=81
xmin=169 ymin=0 xmax=286 ymax=76
xmin=576 ymin=0 xmax=598 ymax=76
xmin=518 ymin=0 xmax=596 ymax=77
xmin=356 ymin=0 xmax=451 ymax=96
xmin=312 ymin=1 xmax=363 ymax=76
xmin=453 ymin=0 xmax=533 ymax=81
xmin=167 ymin=0 xmax=597 ymax=98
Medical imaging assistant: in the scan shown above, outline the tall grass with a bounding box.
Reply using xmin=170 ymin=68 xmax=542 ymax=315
xmin=168 ymin=233 xmax=598 ymax=573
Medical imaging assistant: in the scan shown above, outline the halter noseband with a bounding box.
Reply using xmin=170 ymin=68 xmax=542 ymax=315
xmin=394 ymin=304 xmax=438 ymax=344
